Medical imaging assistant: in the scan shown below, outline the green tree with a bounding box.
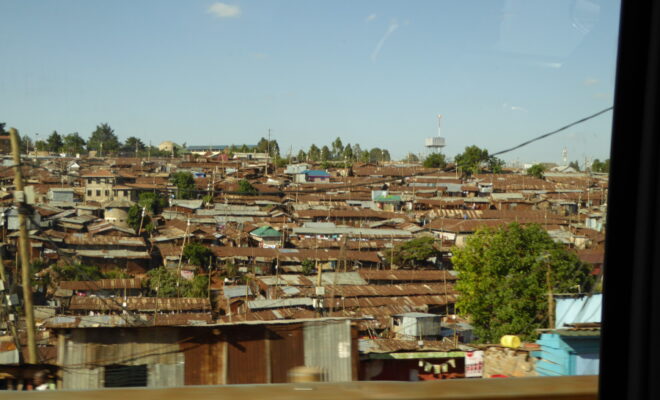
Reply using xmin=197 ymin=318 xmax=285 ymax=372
xmin=488 ymin=157 xmax=505 ymax=173
xmin=0 ymin=123 xmax=6 ymax=135
xmin=139 ymin=192 xmax=167 ymax=215
xmin=452 ymin=223 xmax=594 ymax=342
xmin=183 ymin=242 xmax=213 ymax=267
xmin=360 ymin=150 xmax=370 ymax=163
xmin=123 ymin=136 xmax=146 ymax=155
xmin=591 ymin=159 xmax=610 ymax=173
xmin=20 ymin=135 xmax=33 ymax=154
xmin=104 ymin=268 xmax=131 ymax=279
xmin=308 ymin=144 xmax=321 ymax=161
xmin=455 ymin=145 xmax=490 ymax=176
xmin=568 ymin=160 xmax=581 ymax=171
xmin=382 ymin=149 xmax=391 ymax=162
xmin=127 ymin=204 xmax=148 ymax=232
xmin=171 ymin=171 xmax=195 ymax=199
xmin=63 ymin=132 xmax=86 ymax=154
xmin=369 ymin=148 xmax=383 ymax=163
xmin=393 ymin=236 xmax=438 ymax=268
xmin=146 ymin=266 xmax=179 ymax=297
xmin=274 ymin=156 xmax=289 ymax=168
xmin=256 ymin=137 xmax=280 ymax=157
xmin=54 ymin=263 xmax=104 ymax=281
xmin=202 ymin=194 xmax=214 ymax=205
xmin=342 ymin=143 xmax=353 ymax=161
xmin=423 ymin=153 xmax=447 ymax=168
xmin=301 ymin=259 xmax=315 ymax=275
xmin=184 ymin=275 xmax=209 ymax=298
xmin=331 ymin=137 xmax=344 ymax=159
xmin=238 ymin=179 xmax=258 ymax=195
xmin=527 ymin=163 xmax=546 ymax=179
xmin=46 ymin=131 xmax=63 ymax=153
xmin=297 ymin=149 xmax=306 ymax=161
xmin=34 ymin=140 xmax=47 ymax=152
xmin=405 ymin=153 xmax=420 ymax=163
xmin=352 ymin=144 xmax=362 ymax=159
xmin=88 ymin=123 xmax=120 ymax=155
xmin=320 ymin=145 xmax=331 ymax=161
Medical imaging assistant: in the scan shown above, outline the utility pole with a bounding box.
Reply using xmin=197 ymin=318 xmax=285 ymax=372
xmin=137 ymin=206 xmax=146 ymax=235
xmin=266 ymin=128 xmax=271 ymax=175
xmin=545 ymin=258 xmax=555 ymax=329
xmin=9 ymin=128 xmax=38 ymax=364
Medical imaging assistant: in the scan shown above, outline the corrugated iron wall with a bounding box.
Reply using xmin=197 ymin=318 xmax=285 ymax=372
xmin=226 ymin=326 xmax=267 ymax=384
xmin=268 ymin=324 xmax=304 ymax=383
xmin=303 ymin=320 xmax=353 ymax=382
xmin=60 ymin=327 xmax=184 ymax=390
xmin=179 ymin=328 xmax=225 ymax=385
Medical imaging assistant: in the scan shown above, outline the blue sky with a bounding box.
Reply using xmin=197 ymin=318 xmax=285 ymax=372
xmin=0 ymin=0 xmax=620 ymax=164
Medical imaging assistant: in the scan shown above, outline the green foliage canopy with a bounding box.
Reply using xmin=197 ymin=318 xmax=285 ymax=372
xmin=183 ymin=242 xmax=213 ymax=267
xmin=63 ymin=133 xmax=86 ymax=154
xmin=591 ymin=159 xmax=610 ymax=173
xmin=455 ymin=145 xmax=490 ymax=176
xmin=46 ymin=131 xmax=63 ymax=153
xmin=393 ymin=236 xmax=438 ymax=268
xmin=88 ymin=123 xmax=120 ymax=154
xmin=423 ymin=153 xmax=447 ymax=168
xmin=237 ymin=179 xmax=258 ymax=195
xmin=146 ymin=266 xmax=208 ymax=298
xmin=527 ymin=164 xmax=546 ymax=179
xmin=138 ymin=192 xmax=167 ymax=215
xmin=171 ymin=171 xmax=195 ymax=199
xmin=452 ymin=223 xmax=594 ymax=343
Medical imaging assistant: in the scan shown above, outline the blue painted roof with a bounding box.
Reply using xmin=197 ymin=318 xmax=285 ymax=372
xmin=555 ymin=294 xmax=602 ymax=328
xmin=305 ymin=170 xmax=330 ymax=177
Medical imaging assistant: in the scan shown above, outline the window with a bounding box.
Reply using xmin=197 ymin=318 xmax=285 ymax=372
xmin=87 ymin=190 xmax=92 ymax=197
xmin=104 ymin=364 xmax=148 ymax=388
xmin=105 ymin=190 xmax=109 ymax=196
xmin=96 ymin=190 xmax=100 ymax=197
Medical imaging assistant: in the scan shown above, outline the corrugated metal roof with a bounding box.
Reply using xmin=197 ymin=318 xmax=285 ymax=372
xmin=321 ymin=272 xmax=367 ymax=286
xmin=60 ymin=279 xmax=143 ymax=290
xmin=359 ymin=270 xmax=457 ymax=282
xmin=223 ymin=285 xmax=252 ymax=299
xmin=359 ymin=338 xmax=462 ymax=353
xmin=68 ymin=296 xmax=211 ymax=311
xmin=555 ymin=294 xmax=602 ymax=328
xmin=74 ymin=249 xmax=151 ymax=259
xmin=248 ymin=298 xmax=314 ymax=310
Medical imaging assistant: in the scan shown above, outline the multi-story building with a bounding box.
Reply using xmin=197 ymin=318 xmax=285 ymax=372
xmin=81 ymin=170 xmax=136 ymax=203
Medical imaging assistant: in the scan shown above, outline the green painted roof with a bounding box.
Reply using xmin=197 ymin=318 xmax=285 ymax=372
xmin=250 ymin=225 xmax=282 ymax=238
xmin=374 ymin=195 xmax=402 ymax=203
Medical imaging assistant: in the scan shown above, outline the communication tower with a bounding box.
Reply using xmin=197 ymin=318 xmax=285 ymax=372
xmin=425 ymin=114 xmax=446 ymax=153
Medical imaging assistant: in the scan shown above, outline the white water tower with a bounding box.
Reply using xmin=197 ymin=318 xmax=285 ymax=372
xmin=425 ymin=114 xmax=446 ymax=152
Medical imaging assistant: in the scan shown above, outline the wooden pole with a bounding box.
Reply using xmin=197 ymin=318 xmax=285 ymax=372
xmin=9 ymin=128 xmax=38 ymax=364
xmin=546 ymin=261 xmax=555 ymax=329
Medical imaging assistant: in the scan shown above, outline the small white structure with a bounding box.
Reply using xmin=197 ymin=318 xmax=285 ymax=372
xmin=392 ymin=312 xmax=442 ymax=339
xmin=425 ymin=115 xmax=446 ymax=153
xmin=104 ymin=208 xmax=129 ymax=228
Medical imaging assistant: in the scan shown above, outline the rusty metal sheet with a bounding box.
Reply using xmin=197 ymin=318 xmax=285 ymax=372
xmin=268 ymin=323 xmax=304 ymax=383
xmin=226 ymin=325 xmax=267 ymax=384
xmin=179 ymin=328 xmax=225 ymax=385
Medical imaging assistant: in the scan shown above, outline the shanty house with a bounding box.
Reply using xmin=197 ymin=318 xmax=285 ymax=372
xmin=249 ymin=225 xmax=282 ymax=248
xmin=48 ymin=318 xmax=359 ymax=389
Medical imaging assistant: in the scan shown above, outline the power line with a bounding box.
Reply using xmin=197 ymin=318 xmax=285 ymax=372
xmin=490 ymin=107 xmax=614 ymax=157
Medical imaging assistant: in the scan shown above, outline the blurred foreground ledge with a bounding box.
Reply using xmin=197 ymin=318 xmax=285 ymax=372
xmin=4 ymin=375 xmax=597 ymax=400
